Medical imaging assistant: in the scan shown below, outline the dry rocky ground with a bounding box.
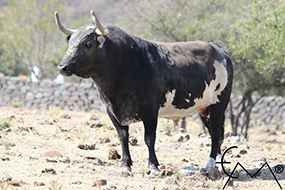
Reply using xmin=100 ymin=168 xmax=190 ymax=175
xmin=0 ymin=106 xmax=284 ymax=190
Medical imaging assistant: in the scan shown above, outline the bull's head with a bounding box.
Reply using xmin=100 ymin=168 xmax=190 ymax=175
xmin=54 ymin=10 xmax=109 ymax=78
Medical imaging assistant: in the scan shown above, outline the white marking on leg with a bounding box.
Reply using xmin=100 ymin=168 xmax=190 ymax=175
xmin=205 ymin=157 xmax=216 ymax=169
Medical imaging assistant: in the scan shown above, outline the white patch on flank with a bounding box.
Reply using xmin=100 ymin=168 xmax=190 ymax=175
xmin=205 ymin=157 xmax=216 ymax=169
xmin=158 ymin=59 xmax=228 ymax=120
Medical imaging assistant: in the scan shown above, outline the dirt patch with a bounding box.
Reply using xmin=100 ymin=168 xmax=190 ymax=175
xmin=0 ymin=106 xmax=284 ymax=189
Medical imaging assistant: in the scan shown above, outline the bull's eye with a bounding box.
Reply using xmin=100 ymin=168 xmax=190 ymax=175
xmin=85 ymin=41 xmax=92 ymax=48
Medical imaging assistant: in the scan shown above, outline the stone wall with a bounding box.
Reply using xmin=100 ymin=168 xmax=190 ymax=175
xmin=0 ymin=75 xmax=284 ymax=126
xmin=0 ymin=76 xmax=103 ymax=112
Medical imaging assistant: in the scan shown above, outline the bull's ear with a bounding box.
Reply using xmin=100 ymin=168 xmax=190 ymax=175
xmin=97 ymin=35 xmax=105 ymax=48
xmin=65 ymin=35 xmax=71 ymax=43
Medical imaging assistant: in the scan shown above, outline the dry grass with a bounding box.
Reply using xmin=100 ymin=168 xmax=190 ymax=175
xmin=0 ymin=106 xmax=284 ymax=190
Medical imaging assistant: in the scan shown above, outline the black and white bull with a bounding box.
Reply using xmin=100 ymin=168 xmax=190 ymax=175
xmin=54 ymin=10 xmax=233 ymax=174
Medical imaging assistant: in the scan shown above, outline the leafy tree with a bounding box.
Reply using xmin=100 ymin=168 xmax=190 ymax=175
xmin=229 ymin=0 xmax=285 ymax=137
xmin=0 ymin=0 xmax=70 ymax=79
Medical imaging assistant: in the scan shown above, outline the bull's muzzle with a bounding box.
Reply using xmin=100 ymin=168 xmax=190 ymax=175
xmin=58 ymin=64 xmax=72 ymax=76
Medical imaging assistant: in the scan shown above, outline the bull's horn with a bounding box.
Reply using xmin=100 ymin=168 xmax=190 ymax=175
xmin=90 ymin=10 xmax=109 ymax=35
xmin=54 ymin=11 xmax=76 ymax=36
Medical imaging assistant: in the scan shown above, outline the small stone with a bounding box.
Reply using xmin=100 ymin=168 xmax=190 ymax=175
xmin=9 ymin=115 xmax=16 ymax=120
xmin=182 ymin=158 xmax=188 ymax=163
xmin=248 ymin=168 xmax=261 ymax=177
xmin=41 ymin=168 xmax=56 ymax=175
xmin=100 ymin=138 xmax=111 ymax=144
xmin=2 ymin=173 xmax=12 ymax=182
xmin=207 ymin=167 xmax=222 ymax=180
xmin=108 ymin=148 xmax=121 ymax=160
xmin=239 ymin=149 xmax=247 ymax=155
xmin=59 ymin=113 xmax=71 ymax=119
xmin=93 ymin=158 xmax=105 ymax=166
xmin=6 ymin=128 xmax=12 ymax=133
xmin=90 ymin=120 xmax=103 ymax=128
xmin=78 ymin=143 xmax=96 ymax=150
xmin=92 ymin=179 xmax=107 ymax=187
xmin=199 ymin=167 xmax=208 ymax=176
xmin=129 ymin=136 xmax=138 ymax=146
xmin=159 ymin=169 xmax=173 ymax=176
xmin=177 ymin=136 xmax=184 ymax=142
xmin=46 ymin=158 xmax=57 ymax=163
xmin=34 ymin=182 xmax=45 ymax=186
xmin=59 ymin=157 xmax=70 ymax=163
xmin=164 ymin=177 xmax=177 ymax=185
xmin=41 ymin=149 xmax=62 ymax=158
xmin=184 ymin=134 xmax=190 ymax=141
xmin=159 ymin=165 xmax=166 ymax=170
xmin=1 ymin=157 xmax=10 ymax=161
xmin=90 ymin=114 xmax=100 ymax=121
xmin=71 ymin=181 xmax=82 ymax=185
xmin=10 ymin=179 xmax=20 ymax=187
xmin=227 ymin=178 xmax=234 ymax=187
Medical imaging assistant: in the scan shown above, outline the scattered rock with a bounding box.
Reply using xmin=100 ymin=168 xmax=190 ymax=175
xmin=184 ymin=134 xmax=190 ymax=141
xmin=71 ymin=181 xmax=82 ymax=185
xmin=90 ymin=120 xmax=104 ymax=128
xmin=199 ymin=167 xmax=208 ymax=176
xmin=227 ymin=178 xmax=234 ymax=187
xmin=239 ymin=149 xmax=247 ymax=155
xmin=92 ymin=179 xmax=107 ymax=187
xmin=59 ymin=113 xmax=71 ymax=119
xmin=10 ymin=179 xmax=20 ymax=187
xmin=78 ymin=143 xmax=96 ymax=150
xmin=182 ymin=158 xmax=188 ymax=163
xmin=9 ymin=115 xmax=16 ymax=120
xmin=48 ymin=119 xmax=57 ymax=125
xmin=177 ymin=136 xmax=184 ymax=142
xmin=90 ymin=114 xmax=100 ymax=121
xmin=42 ymin=168 xmax=56 ymax=175
xmin=252 ymin=157 xmax=266 ymax=167
xmin=1 ymin=157 xmax=10 ymax=161
xmin=93 ymin=158 xmax=105 ymax=166
xmin=207 ymin=167 xmax=222 ymax=180
xmin=34 ymin=182 xmax=45 ymax=186
xmin=159 ymin=170 xmax=173 ymax=177
xmin=129 ymin=136 xmax=138 ymax=146
xmin=41 ymin=149 xmax=62 ymax=158
xmin=108 ymin=148 xmax=121 ymax=160
xmin=59 ymin=157 xmax=71 ymax=163
xmin=100 ymin=138 xmax=111 ymax=144
xmin=1 ymin=173 xmax=12 ymax=182
xmin=46 ymin=158 xmax=58 ymax=163
xmin=248 ymin=168 xmax=261 ymax=177
xmin=159 ymin=165 xmax=166 ymax=170
xmin=195 ymin=182 xmax=207 ymax=188
xmin=164 ymin=177 xmax=177 ymax=185
xmin=6 ymin=128 xmax=12 ymax=133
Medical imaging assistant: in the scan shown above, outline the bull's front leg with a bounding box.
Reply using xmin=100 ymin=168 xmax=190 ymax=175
xmin=107 ymin=110 xmax=132 ymax=171
xmin=142 ymin=110 xmax=159 ymax=175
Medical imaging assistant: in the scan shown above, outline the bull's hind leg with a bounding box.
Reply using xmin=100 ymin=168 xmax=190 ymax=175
xmin=107 ymin=110 xmax=132 ymax=171
xmin=205 ymin=104 xmax=227 ymax=171
xmin=199 ymin=108 xmax=225 ymax=160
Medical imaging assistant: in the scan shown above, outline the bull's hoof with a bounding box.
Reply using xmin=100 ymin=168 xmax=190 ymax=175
xmin=146 ymin=167 xmax=160 ymax=176
xmin=120 ymin=166 xmax=133 ymax=177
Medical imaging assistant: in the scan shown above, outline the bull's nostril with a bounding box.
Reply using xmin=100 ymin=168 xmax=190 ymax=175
xmin=61 ymin=66 xmax=68 ymax=72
